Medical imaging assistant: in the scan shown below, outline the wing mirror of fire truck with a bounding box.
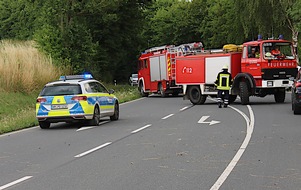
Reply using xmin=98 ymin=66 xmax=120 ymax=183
xmin=289 ymin=77 xmax=295 ymax=82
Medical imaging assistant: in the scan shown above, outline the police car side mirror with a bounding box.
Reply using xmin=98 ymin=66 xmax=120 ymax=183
xmin=109 ymin=89 xmax=115 ymax=94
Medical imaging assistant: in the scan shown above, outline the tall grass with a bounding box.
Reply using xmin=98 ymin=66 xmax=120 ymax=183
xmin=0 ymin=40 xmax=64 ymax=93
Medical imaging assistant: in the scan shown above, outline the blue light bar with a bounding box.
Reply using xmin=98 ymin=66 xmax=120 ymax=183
xmin=83 ymin=73 xmax=93 ymax=79
xmin=59 ymin=74 xmax=94 ymax=80
xmin=257 ymin=34 xmax=263 ymax=41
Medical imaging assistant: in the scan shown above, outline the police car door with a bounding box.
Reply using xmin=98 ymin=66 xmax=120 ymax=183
xmin=90 ymin=82 xmax=114 ymax=115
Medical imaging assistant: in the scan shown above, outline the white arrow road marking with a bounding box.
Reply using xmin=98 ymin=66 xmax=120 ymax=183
xmin=198 ymin=116 xmax=220 ymax=125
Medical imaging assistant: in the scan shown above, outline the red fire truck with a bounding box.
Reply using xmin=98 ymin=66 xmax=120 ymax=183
xmin=137 ymin=42 xmax=203 ymax=97
xmin=175 ymin=35 xmax=298 ymax=105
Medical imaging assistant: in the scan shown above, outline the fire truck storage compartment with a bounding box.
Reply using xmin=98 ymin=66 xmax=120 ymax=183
xmin=150 ymin=55 xmax=167 ymax=82
xmin=175 ymin=57 xmax=205 ymax=84
xmin=175 ymin=55 xmax=232 ymax=84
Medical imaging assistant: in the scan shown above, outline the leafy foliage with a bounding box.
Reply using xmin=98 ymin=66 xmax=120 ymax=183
xmin=0 ymin=0 xmax=300 ymax=82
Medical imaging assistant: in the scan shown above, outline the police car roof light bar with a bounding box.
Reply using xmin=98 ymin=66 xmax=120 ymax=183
xmin=59 ymin=74 xmax=93 ymax=80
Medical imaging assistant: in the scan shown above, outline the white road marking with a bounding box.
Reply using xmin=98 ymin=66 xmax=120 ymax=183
xmin=0 ymin=176 xmax=32 ymax=190
xmin=198 ymin=116 xmax=220 ymax=125
xmin=131 ymin=124 xmax=152 ymax=134
xmin=74 ymin=142 xmax=112 ymax=158
xmin=180 ymin=106 xmax=189 ymax=111
xmin=120 ymin=97 xmax=146 ymax=105
xmin=0 ymin=127 xmax=37 ymax=138
xmin=161 ymin=114 xmax=174 ymax=120
xmin=210 ymin=105 xmax=254 ymax=190
xmin=76 ymin=121 xmax=110 ymax=132
xmin=76 ymin=127 xmax=94 ymax=132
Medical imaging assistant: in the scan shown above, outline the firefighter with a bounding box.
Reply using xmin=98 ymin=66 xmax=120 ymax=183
xmin=215 ymin=65 xmax=233 ymax=108
xmin=271 ymin=46 xmax=281 ymax=56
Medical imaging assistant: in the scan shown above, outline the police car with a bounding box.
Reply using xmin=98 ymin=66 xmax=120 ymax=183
xmin=36 ymin=74 xmax=119 ymax=129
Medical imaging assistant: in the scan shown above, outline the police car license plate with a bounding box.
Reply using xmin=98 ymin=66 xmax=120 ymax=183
xmin=51 ymin=104 xmax=68 ymax=110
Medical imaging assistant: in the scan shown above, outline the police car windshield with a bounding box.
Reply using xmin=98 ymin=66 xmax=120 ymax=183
xmin=40 ymin=84 xmax=82 ymax=96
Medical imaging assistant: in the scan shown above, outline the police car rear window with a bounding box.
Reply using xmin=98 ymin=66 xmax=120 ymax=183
xmin=40 ymin=84 xmax=82 ymax=96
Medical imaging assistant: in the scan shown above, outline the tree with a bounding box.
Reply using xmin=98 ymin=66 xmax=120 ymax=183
xmin=34 ymin=0 xmax=99 ymax=74
xmin=0 ymin=0 xmax=40 ymax=40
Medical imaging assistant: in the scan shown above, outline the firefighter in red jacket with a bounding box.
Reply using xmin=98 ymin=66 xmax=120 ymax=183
xmin=215 ymin=65 xmax=233 ymax=108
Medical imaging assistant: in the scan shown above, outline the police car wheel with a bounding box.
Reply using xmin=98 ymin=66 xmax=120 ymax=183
xmin=39 ymin=121 xmax=50 ymax=129
xmin=89 ymin=106 xmax=100 ymax=126
xmin=110 ymin=102 xmax=119 ymax=121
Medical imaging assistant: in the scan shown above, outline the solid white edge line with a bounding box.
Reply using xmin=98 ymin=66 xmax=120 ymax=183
xmin=0 ymin=176 xmax=32 ymax=190
xmin=161 ymin=114 xmax=174 ymax=120
xmin=210 ymin=105 xmax=254 ymax=190
xmin=74 ymin=142 xmax=112 ymax=158
xmin=131 ymin=124 xmax=152 ymax=134
xmin=120 ymin=97 xmax=146 ymax=105
xmin=0 ymin=127 xmax=37 ymax=138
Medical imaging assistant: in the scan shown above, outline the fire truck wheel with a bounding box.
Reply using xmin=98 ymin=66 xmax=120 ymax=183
xmin=239 ymin=81 xmax=249 ymax=105
xmin=188 ymin=86 xmax=207 ymax=105
xmin=274 ymin=89 xmax=285 ymax=103
xmin=139 ymin=83 xmax=149 ymax=97
xmin=159 ymin=83 xmax=166 ymax=97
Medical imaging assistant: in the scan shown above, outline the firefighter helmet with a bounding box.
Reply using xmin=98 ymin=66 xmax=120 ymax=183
xmin=222 ymin=65 xmax=228 ymax=70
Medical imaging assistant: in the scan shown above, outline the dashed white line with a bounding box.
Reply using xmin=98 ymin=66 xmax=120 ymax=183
xmin=161 ymin=114 xmax=174 ymax=120
xmin=131 ymin=124 xmax=152 ymax=134
xmin=76 ymin=127 xmax=94 ymax=132
xmin=180 ymin=106 xmax=189 ymax=111
xmin=0 ymin=176 xmax=32 ymax=190
xmin=76 ymin=121 xmax=110 ymax=132
xmin=210 ymin=105 xmax=254 ymax=190
xmin=74 ymin=142 xmax=112 ymax=158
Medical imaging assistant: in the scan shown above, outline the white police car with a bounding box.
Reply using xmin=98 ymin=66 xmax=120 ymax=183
xmin=36 ymin=74 xmax=119 ymax=129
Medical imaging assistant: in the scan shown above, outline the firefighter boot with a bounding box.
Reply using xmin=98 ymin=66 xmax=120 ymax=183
xmin=224 ymin=99 xmax=229 ymax=108
xmin=218 ymin=102 xmax=222 ymax=108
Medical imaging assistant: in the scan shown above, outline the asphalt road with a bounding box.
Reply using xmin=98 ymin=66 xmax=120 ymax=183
xmin=0 ymin=93 xmax=300 ymax=190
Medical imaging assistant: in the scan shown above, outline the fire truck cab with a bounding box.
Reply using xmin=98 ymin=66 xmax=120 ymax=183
xmin=176 ymin=35 xmax=298 ymax=105
xmin=233 ymin=35 xmax=298 ymax=104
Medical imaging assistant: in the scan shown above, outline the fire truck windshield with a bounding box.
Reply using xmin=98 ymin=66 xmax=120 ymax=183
xmin=263 ymin=42 xmax=295 ymax=60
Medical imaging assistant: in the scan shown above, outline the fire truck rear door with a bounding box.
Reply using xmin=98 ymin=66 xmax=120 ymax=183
xmin=150 ymin=55 xmax=167 ymax=81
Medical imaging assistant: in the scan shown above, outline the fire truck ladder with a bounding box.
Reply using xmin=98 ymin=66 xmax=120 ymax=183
xmin=145 ymin=45 xmax=175 ymax=53
xmin=167 ymin=47 xmax=178 ymax=80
